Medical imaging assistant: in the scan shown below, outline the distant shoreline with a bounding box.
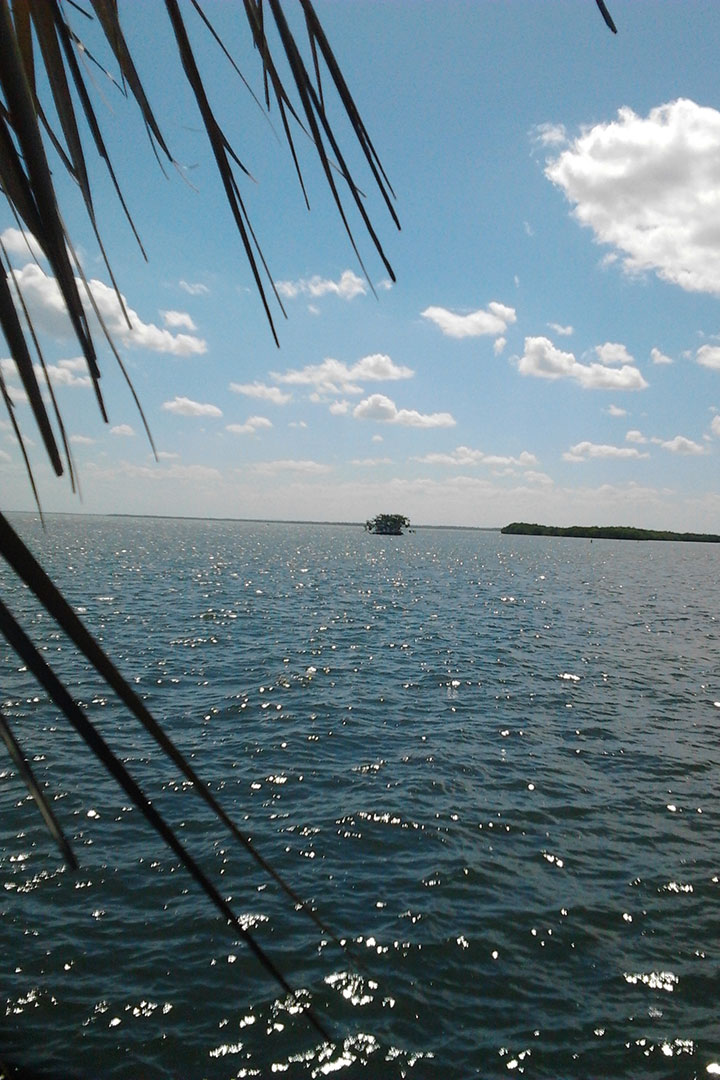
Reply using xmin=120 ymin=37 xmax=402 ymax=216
xmin=501 ymin=522 xmax=720 ymax=543
xmin=4 ymin=510 xmax=499 ymax=532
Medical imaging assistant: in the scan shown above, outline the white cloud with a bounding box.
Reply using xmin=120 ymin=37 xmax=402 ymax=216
xmin=162 ymin=396 xmax=222 ymax=417
xmin=661 ymin=435 xmax=706 ymax=454
xmin=564 ymin=441 xmax=650 ymax=462
xmin=711 ymin=415 xmax=720 ymax=438
xmin=157 ymin=451 xmax=179 ymax=460
xmin=229 ymin=381 xmax=291 ymax=405
xmin=545 ymin=99 xmax=720 ymax=295
xmin=651 ymin=347 xmax=673 ymax=365
xmin=161 ymin=310 xmax=197 ymax=331
xmin=329 ymin=400 xmax=350 ymax=415
xmin=179 ymin=280 xmax=209 ymax=296
xmin=0 ymin=448 xmax=11 ymax=463
xmin=518 ymin=336 xmax=648 ymax=390
xmin=70 ymin=434 xmax=94 ymax=445
xmin=606 ymin=404 xmax=628 ymax=417
xmin=110 ymin=424 xmax=135 ymax=437
xmin=253 ymin=459 xmax=332 ymax=475
xmin=11 ymin=264 xmax=207 ymax=356
xmin=535 ymin=122 xmax=568 ymax=147
xmin=351 ymin=457 xmax=393 ymax=466
xmin=275 ymin=269 xmax=366 ymax=302
xmin=371 ymin=434 xmax=383 ymax=443
xmin=595 ymin=342 xmax=634 ymax=367
xmin=415 ymin=445 xmax=538 ymax=468
xmin=626 ymin=429 xmax=647 ymax=444
xmin=493 ymin=337 xmax=507 ymax=356
xmin=36 ymin=359 xmax=92 ymax=389
xmin=421 ymin=301 xmax=516 ymax=339
xmin=353 ymin=393 xmax=455 ymax=428
xmin=523 ymin=470 xmax=554 ymax=486
xmin=273 ymin=353 xmax=413 ymax=396
xmin=226 ymin=416 xmax=273 ymax=435
xmin=548 ymin=322 xmax=574 ymax=336
xmin=1 ymin=227 xmax=44 ymax=262
xmin=696 ymin=345 xmax=720 ymax=370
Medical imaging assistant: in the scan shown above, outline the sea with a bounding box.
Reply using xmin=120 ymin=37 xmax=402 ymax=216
xmin=1 ymin=513 xmax=719 ymax=1079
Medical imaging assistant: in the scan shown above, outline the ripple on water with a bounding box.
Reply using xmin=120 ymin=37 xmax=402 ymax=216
xmin=2 ymin=518 xmax=720 ymax=1077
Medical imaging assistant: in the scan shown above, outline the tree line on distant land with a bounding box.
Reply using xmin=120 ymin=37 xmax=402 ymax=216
xmin=501 ymin=523 xmax=720 ymax=543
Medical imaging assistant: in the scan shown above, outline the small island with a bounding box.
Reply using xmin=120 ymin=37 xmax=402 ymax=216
xmin=365 ymin=513 xmax=411 ymax=536
xmin=502 ymin=522 xmax=720 ymax=543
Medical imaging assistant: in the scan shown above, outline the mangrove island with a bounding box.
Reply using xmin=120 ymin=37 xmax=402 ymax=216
xmin=502 ymin=522 xmax=720 ymax=543
xmin=365 ymin=514 xmax=411 ymax=535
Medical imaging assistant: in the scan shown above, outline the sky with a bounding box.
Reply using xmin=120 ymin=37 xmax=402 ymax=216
xmin=5 ymin=1 xmax=720 ymax=530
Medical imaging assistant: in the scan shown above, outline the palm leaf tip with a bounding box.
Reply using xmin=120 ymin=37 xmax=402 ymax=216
xmin=595 ymin=0 xmax=617 ymax=33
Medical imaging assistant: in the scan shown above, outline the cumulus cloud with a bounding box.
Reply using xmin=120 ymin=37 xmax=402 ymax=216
xmin=524 ymin=470 xmax=554 ymax=486
xmin=110 ymin=424 xmax=135 ymax=437
xmin=595 ymin=342 xmax=635 ymax=366
xmin=275 ymin=269 xmax=366 ymax=302
xmin=162 ymin=396 xmax=222 ymax=417
xmin=606 ymin=404 xmax=628 ymax=417
xmin=651 ymin=347 xmax=673 ymax=365
xmin=353 ymin=393 xmax=456 ymax=428
xmin=415 ymin=445 xmax=538 ymax=468
xmin=564 ymin=441 xmax=650 ymax=462
xmin=626 ymin=429 xmax=647 ymax=443
xmin=229 ymin=381 xmax=291 ymax=405
xmin=421 ymin=301 xmax=516 ymax=339
xmin=535 ymin=122 xmax=568 ymax=147
xmin=1 ymin=355 xmax=92 ymax=392
xmin=545 ymin=99 xmax=720 ymax=295
xmin=696 ymin=345 xmax=720 ymax=370
xmin=226 ymin=416 xmax=272 ymax=435
xmin=273 ymin=353 xmax=413 ymax=396
xmin=548 ymin=322 xmax=574 ymax=336
xmin=37 ymin=357 xmax=92 ymax=389
xmin=661 ymin=435 xmax=706 ymax=454
xmin=70 ymin=434 xmax=94 ymax=445
xmin=1 ymin=227 xmax=44 ymax=262
xmin=711 ymin=415 xmax=720 ymax=438
xmin=493 ymin=337 xmax=507 ymax=356
xmin=11 ymin=264 xmax=207 ymax=355
xmin=161 ymin=310 xmax=197 ymax=331
xmin=253 ymin=459 xmax=332 ymax=475
xmin=179 ymin=280 xmax=209 ymax=296
xmin=351 ymin=457 xmax=393 ymax=466
xmin=517 ymin=336 xmax=648 ymax=390
xmin=329 ymin=400 xmax=350 ymax=415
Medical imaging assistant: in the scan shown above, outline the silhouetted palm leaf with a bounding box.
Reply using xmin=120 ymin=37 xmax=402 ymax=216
xmin=0 ymin=0 xmax=616 ymax=1046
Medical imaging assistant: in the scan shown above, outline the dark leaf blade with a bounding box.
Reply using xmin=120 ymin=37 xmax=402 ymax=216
xmin=0 ymin=249 xmax=63 ymax=474
xmin=0 ymin=511 xmax=346 ymax=955
xmin=595 ymin=0 xmax=618 ymax=33
xmin=0 ymin=709 xmax=78 ymax=869
xmin=0 ymin=598 xmax=329 ymax=1039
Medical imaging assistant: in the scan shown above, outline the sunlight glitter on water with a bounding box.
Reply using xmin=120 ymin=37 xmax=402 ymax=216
xmin=2 ymin=517 xmax=720 ymax=1077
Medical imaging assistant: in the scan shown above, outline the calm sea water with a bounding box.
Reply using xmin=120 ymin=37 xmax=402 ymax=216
xmin=1 ymin=514 xmax=720 ymax=1079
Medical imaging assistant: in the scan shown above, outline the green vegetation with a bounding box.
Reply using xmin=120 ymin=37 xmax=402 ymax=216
xmin=365 ymin=513 xmax=411 ymax=535
xmin=502 ymin=522 xmax=720 ymax=543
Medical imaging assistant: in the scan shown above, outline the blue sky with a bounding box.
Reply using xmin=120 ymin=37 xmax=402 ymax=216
xmin=5 ymin=1 xmax=720 ymax=529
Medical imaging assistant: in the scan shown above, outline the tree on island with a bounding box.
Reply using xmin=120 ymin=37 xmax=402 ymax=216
xmin=365 ymin=513 xmax=411 ymax=535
